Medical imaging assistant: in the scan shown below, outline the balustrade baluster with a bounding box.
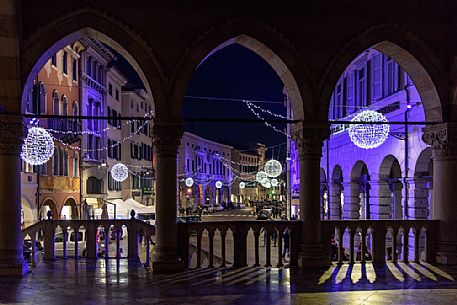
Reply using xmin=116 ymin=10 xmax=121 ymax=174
xmin=208 ymin=230 xmax=214 ymax=268
xmin=116 ymin=227 xmax=122 ymax=258
xmin=128 ymin=224 xmax=139 ymax=259
xmin=391 ymin=229 xmax=397 ymax=263
xmin=337 ymin=227 xmax=344 ymax=264
xmin=403 ymin=228 xmax=409 ymax=263
xmin=265 ymin=229 xmax=271 ymax=267
xmin=63 ymin=228 xmax=68 ymax=259
xmin=277 ymin=228 xmax=283 ymax=267
xmin=196 ymin=230 xmax=202 ymax=268
xmin=414 ymin=228 xmax=420 ymax=263
xmin=220 ymin=230 xmax=226 ymax=268
xmin=31 ymin=235 xmax=37 ymax=267
xmin=254 ymin=229 xmax=260 ymax=266
xmin=349 ymin=229 xmax=355 ymax=264
xmin=361 ymin=229 xmax=366 ymax=263
xmin=104 ymin=226 xmax=110 ymax=259
xmin=145 ymin=234 xmax=151 ymax=267
xmin=373 ymin=227 xmax=386 ymax=263
xmin=74 ymin=227 xmax=80 ymax=259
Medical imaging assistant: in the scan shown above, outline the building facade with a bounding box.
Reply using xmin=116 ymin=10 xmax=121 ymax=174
xmin=177 ymin=132 xmax=234 ymax=209
xmin=121 ymin=89 xmax=154 ymax=206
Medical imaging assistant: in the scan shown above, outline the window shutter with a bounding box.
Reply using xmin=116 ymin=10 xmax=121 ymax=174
xmin=371 ymin=53 xmax=382 ymax=101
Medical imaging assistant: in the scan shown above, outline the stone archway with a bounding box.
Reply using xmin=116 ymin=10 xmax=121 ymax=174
xmin=413 ymin=148 xmax=433 ymax=219
xmin=377 ymin=155 xmax=403 ymax=220
xmin=346 ymin=161 xmax=370 ymax=220
xmin=62 ymin=197 xmax=79 ymax=220
xmin=318 ymin=25 xmax=445 ymax=123
xmin=20 ymin=11 xmax=165 ymax=116
xmin=329 ymin=165 xmax=343 ymax=220
xmin=170 ymin=16 xmax=315 ymax=121
xmin=41 ymin=198 xmax=59 ymax=220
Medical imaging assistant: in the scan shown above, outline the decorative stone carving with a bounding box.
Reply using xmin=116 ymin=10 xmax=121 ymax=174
xmin=423 ymin=123 xmax=457 ymax=159
xmin=292 ymin=125 xmax=329 ymax=160
xmin=152 ymin=122 xmax=184 ymax=156
xmin=0 ymin=115 xmax=26 ymax=155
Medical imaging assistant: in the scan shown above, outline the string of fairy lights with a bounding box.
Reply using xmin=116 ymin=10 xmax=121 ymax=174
xmin=21 ymin=96 xmax=390 ymax=184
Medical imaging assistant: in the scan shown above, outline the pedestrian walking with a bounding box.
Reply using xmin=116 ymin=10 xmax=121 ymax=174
xmin=271 ymin=230 xmax=278 ymax=247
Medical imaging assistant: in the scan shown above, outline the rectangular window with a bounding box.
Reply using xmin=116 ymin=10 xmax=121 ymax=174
xmin=335 ymin=83 xmax=343 ymax=118
xmin=62 ymin=51 xmax=68 ymax=74
xmin=107 ymin=107 xmax=112 ymax=126
xmin=109 ymin=84 xmax=113 ymax=96
xmin=357 ymin=66 xmax=367 ymax=108
xmin=385 ymin=56 xmax=398 ymax=96
xmin=88 ymin=135 xmax=93 ymax=159
xmin=72 ymin=59 xmax=77 ymax=81
xmin=107 ymin=139 xmax=112 ymax=158
xmin=95 ymin=137 xmax=100 ymax=160
xmin=73 ymin=157 xmax=79 ymax=177
xmin=346 ymin=72 xmax=355 ymax=114
xmin=115 ymin=89 xmax=119 ymax=101
xmin=51 ymin=54 xmax=57 ymax=67
xmin=372 ymin=53 xmax=382 ymax=100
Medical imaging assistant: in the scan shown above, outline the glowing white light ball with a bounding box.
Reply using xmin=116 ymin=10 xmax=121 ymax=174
xmin=271 ymin=178 xmax=278 ymax=187
xmin=264 ymin=159 xmax=282 ymax=178
xmin=256 ymin=171 xmax=268 ymax=183
xmin=185 ymin=177 xmax=194 ymax=187
xmin=348 ymin=110 xmax=390 ymax=149
xmin=21 ymin=127 xmax=54 ymax=166
xmin=111 ymin=163 xmax=129 ymax=182
xmin=261 ymin=178 xmax=271 ymax=187
xmin=264 ymin=181 xmax=271 ymax=188
xmin=215 ymin=181 xmax=222 ymax=189
xmin=239 ymin=182 xmax=246 ymax=189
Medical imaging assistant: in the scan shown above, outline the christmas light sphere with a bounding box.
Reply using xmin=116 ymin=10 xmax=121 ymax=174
xmin=215 ymin=181 xmax=222 ymax=189
xmin=185 ymin=177 xmax=194 ymax=187
xmin=111 ymin=163 xmax=129 ymax=182
xmin=21 ymin=127 xmax=54 ymax=166
xmin=256 ymin=171 xmax=268 ymax=183
xmin=261 ymin=178 xmax=271 ymax=188
xmin=271 ymin=178 xmax=278 ymax=187
xmin=264 ymin=181 xmax=271 ymax=188
xmin=348 ymin=110 xmax=390 ymax=149
xmin=239 ymin=182 xmax=246 ymax=189
xmin=264 ymin=159 xmax=282 ymax=178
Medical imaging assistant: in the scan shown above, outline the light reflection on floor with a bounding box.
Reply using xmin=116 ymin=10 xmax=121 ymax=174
xmin=2 ymin=259 xmax=457 ymax=305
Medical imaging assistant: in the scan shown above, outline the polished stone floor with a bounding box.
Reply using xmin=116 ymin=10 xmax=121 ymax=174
xmin=1 ymin=260 xmax=457 ymax=304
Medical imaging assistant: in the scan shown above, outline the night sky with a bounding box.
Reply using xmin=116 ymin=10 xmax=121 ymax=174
xmin=111 ymin=44 xmax=287 ymax=152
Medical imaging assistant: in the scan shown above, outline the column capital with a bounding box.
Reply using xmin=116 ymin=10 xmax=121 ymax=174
xmin=291 ymin=125 xmax=329 ymax=160
xmin=0 ymin=115 xmax=26 ymax=156
xmin=152 ymin=119 xmax=183 ymax=156
xmin=423 ymin=123 xmax=457 ymax=159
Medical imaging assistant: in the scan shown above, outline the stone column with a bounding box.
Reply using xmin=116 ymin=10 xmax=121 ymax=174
xmin=368 ymin=181 xmax=392 ymax=220
xmin=328 ymin=182 xmax=342 ymax=219
xmin=0 ymin=115 xmax=27 ymax=277
xmin=292 ymin=125 xmax=329 ymax=267
xmin=342 ymin=182 xmax=361 ymax=219
xmin=152 ymin=121 xmax=184 ymax=272
xmin=423 ymin=123 xmax=457 ymax=264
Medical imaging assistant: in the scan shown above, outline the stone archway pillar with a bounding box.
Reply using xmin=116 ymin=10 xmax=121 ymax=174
xmin=423 ymin=123 xmax=457 ymax=264
xmin=342 ymin=182 xmax=361 ymax=219
xmin=0 ymin=115 xmax=27 ymax=277
xmin=368 ymin=181 xmax=392 ymax=220
xmin=328 ymin=182 xmax=342 ymax=219
xmin=292 ymin=125 xmax=330 ymax=267
xmin=152 ymin=120 xmax=184 ymax=272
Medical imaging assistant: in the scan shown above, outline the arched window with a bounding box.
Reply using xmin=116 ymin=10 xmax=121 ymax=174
xmin=53 ymin=149 xmax=59 ymax=176
xmin=53 ymin=91 xmax=59 ymax=115
xmin=61 ymin=95 xmax=67 ymax=116
xmin=39 ymin=82 xmax=46 ymax=113
xmin=72 ymin=101 xmax=79 ymax=131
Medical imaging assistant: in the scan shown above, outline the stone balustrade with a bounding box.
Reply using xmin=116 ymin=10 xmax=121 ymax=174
xmin=21 ymin=219 xmax=155 ymax=267
xmin=177 ymin=221 xmax=302 ymax=268
xmin=321 ymin=219 xmax=438 ymax=265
